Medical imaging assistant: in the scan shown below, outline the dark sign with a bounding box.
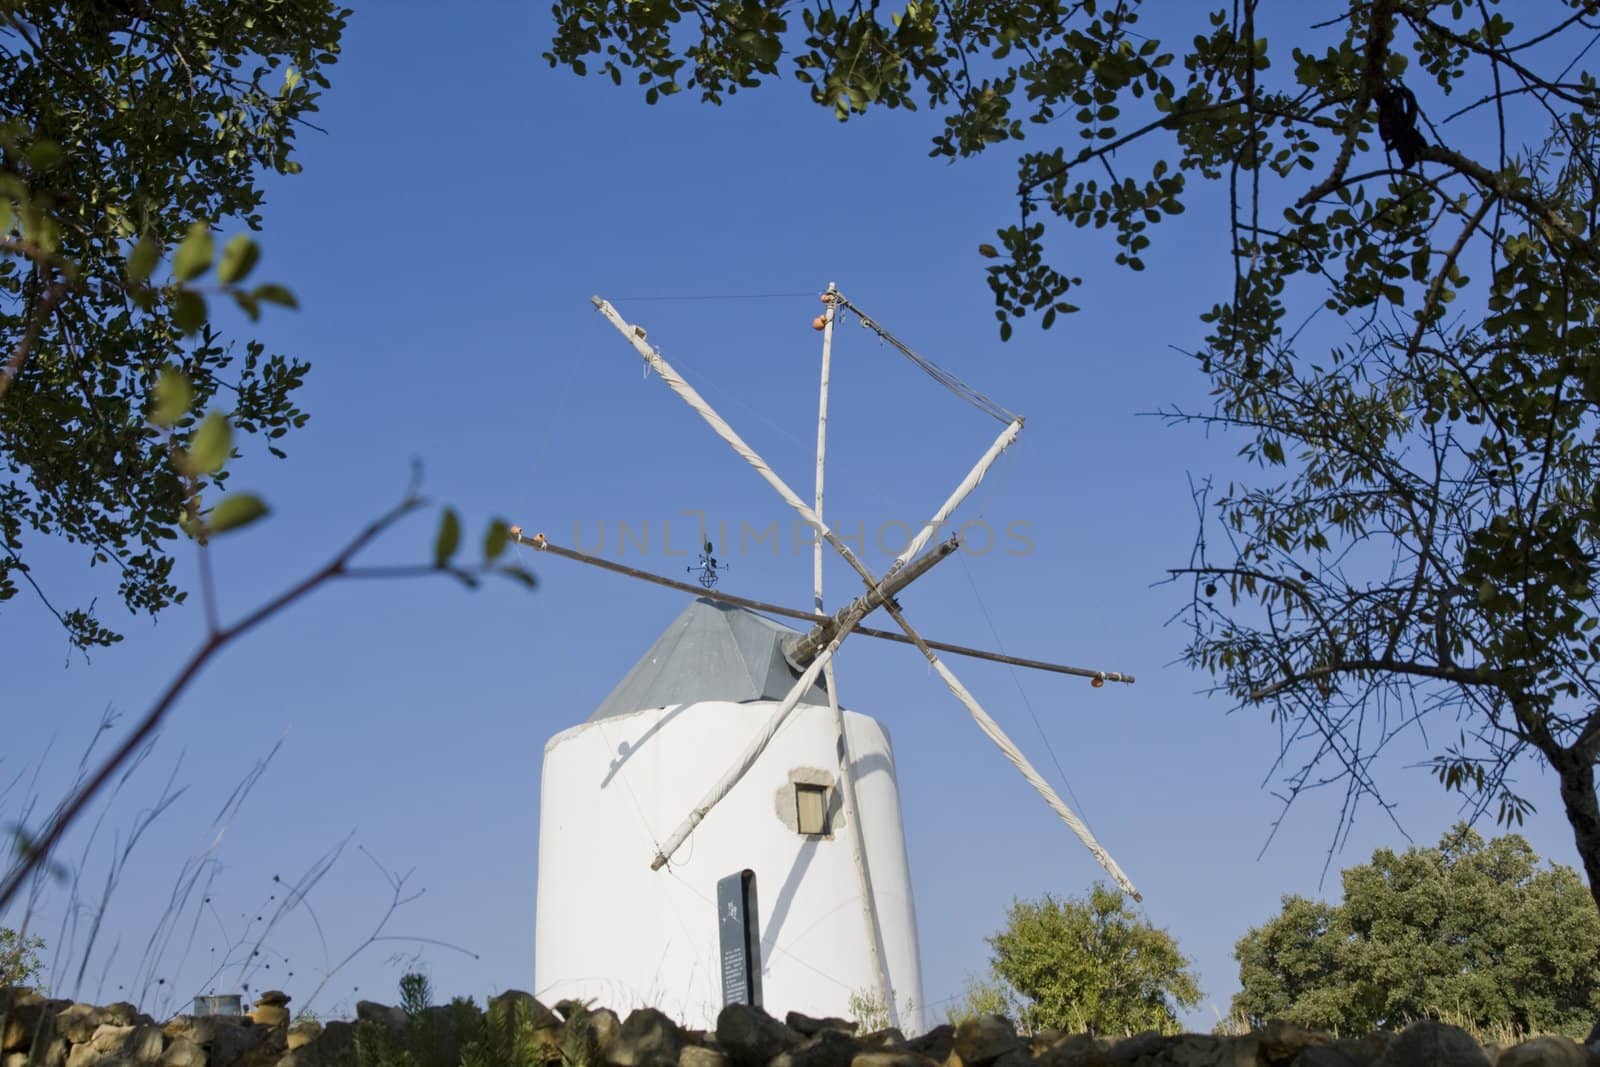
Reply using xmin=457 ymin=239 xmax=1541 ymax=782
xmin=716 ymin=869 xmax=762 ymax=1008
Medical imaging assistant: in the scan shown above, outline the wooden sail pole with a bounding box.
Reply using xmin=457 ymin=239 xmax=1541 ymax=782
xmin=509 ymin=531 xmax=1134 ymax=684
xmin=648 ymin=535 xmax=959 ymax=871
xmin=589 ymin=296 xmax=1142 ymax=899
xmin=890 ymin=416 xmax=1023 ymax=574
xmin=815 ymin=284 xmax=836 ymax=618
xmin=814 ymin=283 xmax=897 ymax=1028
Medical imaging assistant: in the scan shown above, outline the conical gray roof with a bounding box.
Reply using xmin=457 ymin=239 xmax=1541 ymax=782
xmin=590 ymin=598 xmax=829 ymax=721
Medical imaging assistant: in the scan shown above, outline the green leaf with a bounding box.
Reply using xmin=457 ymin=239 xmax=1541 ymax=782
xmin=172 ymin=289 xmax=207 ymax=335
xmin=127 ymin=235 xmax=160 ymax=283
xmin=216 ymin=234 xmax=260 ymax=284
xmin=484 ymin=519 xmax=510 ymax=561
xmin=252 ymin=283 xmax=299 ymax=309
xmin=978 ymin=243 xmax=1000 ymax=258
xmin=434 ymin=508 xmax=461 ymax=568
xmin=180 ymin=413 xmax=232 ymax=476
xmin=233 ymin=289 xmax=261 ymax=321
xmin=0 ymin=198 xmax=14 ymax=236
xmin=25 ymin=140 xmax=61 ymax=170
xmin=172 ymin=222 xmax=214 ymax=281
xmin=208 ymin=493 xmax=270 ymax=534
xmin=152 ymin=368 xmax=192 ymax=427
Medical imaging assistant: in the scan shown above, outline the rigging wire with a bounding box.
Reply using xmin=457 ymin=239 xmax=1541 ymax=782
xmin=649 ymin=343 xmax=811 ymax=453
xmin=610 ymin=290 xmax=820 ymax=302
xmin=832 ymin=293 xmax=1020 ymax=426
xmin=955 ymin=550 xmax=1107 ymax=865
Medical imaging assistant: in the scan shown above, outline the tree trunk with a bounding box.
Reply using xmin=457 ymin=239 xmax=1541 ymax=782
xmin=1554 ymin=747 xmax=1600 ymax=914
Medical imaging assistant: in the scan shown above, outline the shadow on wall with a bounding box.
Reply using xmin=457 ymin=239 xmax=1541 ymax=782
xmin=759 ymin=835 xmax=819 ymax=970
xmin=600 ymin=703 xmax=692 ymax=789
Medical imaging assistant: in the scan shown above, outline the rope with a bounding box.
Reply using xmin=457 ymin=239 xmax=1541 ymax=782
xmin=609 ymin=291 xmax=819 ymax=302
xmin=833 ymin=293 xmax=1020 ymax=425
xmin=592 ymin=295 xmax=1139 ymax=896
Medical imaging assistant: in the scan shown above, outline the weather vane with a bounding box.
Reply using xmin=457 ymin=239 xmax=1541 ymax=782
xmin=689 ymin=541 xmax=727 ymax=589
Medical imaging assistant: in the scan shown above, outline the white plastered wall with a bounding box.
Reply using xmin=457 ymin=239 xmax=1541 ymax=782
xmin=534 ymin=700 xmax=924 ymax=1032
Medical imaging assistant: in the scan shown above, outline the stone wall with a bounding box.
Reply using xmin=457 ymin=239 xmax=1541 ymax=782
xmin=0 ymin=987 xmax=1591 ymax=1067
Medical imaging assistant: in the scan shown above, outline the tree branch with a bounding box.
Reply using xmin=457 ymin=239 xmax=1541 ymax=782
xmin=0 ymin=491 xmax=436 ymax=910
xmin=1249 ymin=656 xmax=1510 ymax=702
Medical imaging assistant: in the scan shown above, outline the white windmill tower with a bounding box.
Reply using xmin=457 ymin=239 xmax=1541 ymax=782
xmin=524 ymin=288 xmax=1138 ymax=1034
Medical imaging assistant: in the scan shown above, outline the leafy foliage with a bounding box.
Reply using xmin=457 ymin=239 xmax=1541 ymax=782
xmin=0 ymin=926 xmax=43 ymax=990
xmin=342 ymin=984 xmax=490 ymax=1067
xmin=965 ymin=883 xmax=1200 ymax=1036
xmin=1233 ymin=824 xmax=1600 ymax=1039
xmin=0 ymin=0 xmax=350 ymax=649
xmin=543 ymin=1 xmax=1600 ymax=912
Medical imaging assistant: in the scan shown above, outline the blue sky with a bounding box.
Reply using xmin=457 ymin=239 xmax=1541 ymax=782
xmin=6 ymin=0 xmax=1590 ymax=1030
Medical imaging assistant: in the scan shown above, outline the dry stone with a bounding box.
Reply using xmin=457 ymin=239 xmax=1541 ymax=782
xmin=63 ymin=1022 xmax=163 ymax=1067
xmin=789 ymin=1014 xmax=857 ymax=1038
xmin=1101 ymin=1032 xmax=1172 ymax=1065
xmin=250 ymin=994 xmax=290 ymax=1030
xmin=905 ymin=1026 xmax=955 ymax=1063
xmin=195 ymin=1017 xmax=264 ymax=1067
xmin=1159 ymin=1035 xmax=1258 ymax=1067
xmin=556 ymin=1000 xmax=593 ymax=1022
xmin=1497 ymin=1036 xmax=1588 ymax=1067
xmin=4 ymin=1052 xmax=28 ymax=1067
xmin=275 ymin=1019 xmax=355 ymax=1067
xmin=589 ymin=1009 xmax=622 ymax=1056
xmin=852 ymin=1053 xmax=942 ymax=1067
xmin=1257 ymin=1020 xmax=1329 ymax=1066
xmin=285 ymin=1021 xmax=321 ymax=1052
xmin=1294 ymin=1047 xmax=1361 ymax=1067
xmin=771 ymin=1029 xmax=864 ymax=1067
xmin=35 ymin=1035 xmax=70 ymax=1067
xmin=103 ymin=1005 xmax=146 ymax=1029
xmin=130 ymin=1025 xmax=167 ymax=1064
xmin=28 ymin=1048 xmax=72 ymax=1067
xmin=56 ymin=1005 xmax=110 ymax=1045
xmin=1329 ymin=1032 xmax=1391 ymax=1066
xmin=952 ymin=1016 xmax=1021 ymax=1067
xmin=1374 ymin=1021 xmax=1487 ymax=1067
xmin=608 ymin=1008 xmax=686 ymax=1067
xmin=161 ymin=1036 xmax=205 ymax=1067
xmin=1031 ymin=1034 xmax=1103 ymax=1067
xmin=861 ymin=1030 xmax=907 ymax=1051
xmin=488 ymin=990 xmax=560 ymax=1032
xmin=0 ymin=991 xmax=39 ymax=1015
xmin=717 ymin=1004 xmax=803 ymax=1067
xmin=1 ymin=999 xmax=56 ymax=1052
xmin=682 ymin=1047 xmax=730 ymax=1067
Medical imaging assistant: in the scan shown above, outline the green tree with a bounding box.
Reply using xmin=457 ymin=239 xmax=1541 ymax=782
xmin=0 ymin=926 xmax=43 ymax=989
xmin=1233 ymin=824 xmax=1600 ymax=1038
xmin=542 ymin=3 xmax=1600 ymax=913
xmin=1 ymin=0 xmax=349 ymax=651
xmin=962 ymin=883 xmax=1200 ymax=1036
xmin=0 ymin=3 xmax=538 ymax=913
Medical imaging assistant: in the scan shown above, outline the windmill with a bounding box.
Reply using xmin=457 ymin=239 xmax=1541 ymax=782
xmin=522 ymin=288 xmax=1137 ymax=1033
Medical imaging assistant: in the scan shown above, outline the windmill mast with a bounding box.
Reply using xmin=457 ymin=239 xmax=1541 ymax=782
xmin=812 ymin=284 xmax=897 ymax=1027
xmin=573 ymin=295 xmax=1143 ymax=901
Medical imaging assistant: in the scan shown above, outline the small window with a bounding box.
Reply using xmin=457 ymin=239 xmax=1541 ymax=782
xmin=795 ymin=783 xmax=829 ymax=836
